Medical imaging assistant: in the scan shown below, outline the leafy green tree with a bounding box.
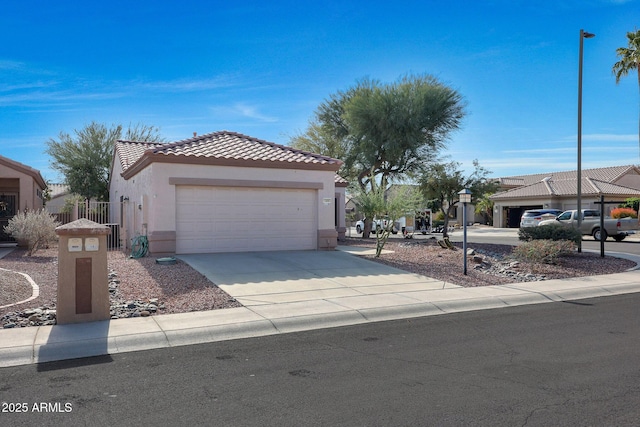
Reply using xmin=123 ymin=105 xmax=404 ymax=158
xmin=474 ymin=193 xmax=495 ymax=225
xmin=351 ymin=184 xmax=421 ymax=256
xmin=292 ymin=74 xmax=464 ymax=187
xmin=620 ymin=197 xmax=640 ymax=213
xmin=292 ymin=74 xmax=466 ymax=235
xmin=418 ymin=159 xmax=497 ymax=238
xmin=612 ymin=29 xmax=640 ymax=152
xmin=351 ymin=184 xmax=385 ymax=239
xmin=289 ymin=121 xmax=348 ymax=161
xmin=46 ymin=122 xmax=164 ymax=201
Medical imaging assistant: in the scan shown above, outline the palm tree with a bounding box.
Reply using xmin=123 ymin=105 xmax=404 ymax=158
xmin=612 ymin=29 xmax=640 ymax=156
xmin=474 ymin=193 xmax=494 ymax=225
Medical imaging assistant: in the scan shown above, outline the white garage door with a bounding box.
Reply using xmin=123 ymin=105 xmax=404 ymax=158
xmin=176 ymin=186 xmax=317 ymax=253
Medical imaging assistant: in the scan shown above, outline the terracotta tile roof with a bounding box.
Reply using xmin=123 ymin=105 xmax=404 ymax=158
xmin=491 ymin=177 xmax=640 ymax=200
xmin=500 ymin=165 xmax=639 ymax=186
xmin=114 ymin=141 xmax=164 ymax=172
xmin=335 ymin=175 xmax=349 ymax=187
xmin=116 ymin=131 xmax=342 ymax=177
xmin=497 ymin=177 xmax=525 ymax=187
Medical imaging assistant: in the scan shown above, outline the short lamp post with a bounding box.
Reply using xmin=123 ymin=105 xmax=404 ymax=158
xmin=459 ymin=189 xmax=472 ymax=275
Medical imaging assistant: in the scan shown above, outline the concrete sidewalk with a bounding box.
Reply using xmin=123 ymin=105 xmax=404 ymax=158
xmin=2 ymin=247 xmax=640 ymax=368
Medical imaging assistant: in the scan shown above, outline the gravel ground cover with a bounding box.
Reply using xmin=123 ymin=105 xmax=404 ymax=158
xmin=0 ymin=246 xmax=241 ymax=326
xmin=0 ymin=238 xmax=636 ymax=327
xmin=0 ymin=269 xmax=33 ymax=307
xmin=341 ymin=237 xmax=637 ymax=287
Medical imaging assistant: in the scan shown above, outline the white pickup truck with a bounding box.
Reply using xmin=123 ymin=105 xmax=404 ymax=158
xmin=538 ymin=209 xmax=638 ymax=241
xmin=355 ymin=217 xmax=399 ymax=234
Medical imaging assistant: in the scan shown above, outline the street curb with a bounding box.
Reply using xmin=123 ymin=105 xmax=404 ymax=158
xmin=6 ymin=283 xmax=640 ymax=368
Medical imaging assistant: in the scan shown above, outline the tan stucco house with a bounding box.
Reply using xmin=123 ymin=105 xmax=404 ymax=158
xmin=0 ymin=155 xmax=46 ymax=241
xmin=44 ymin=183 xmax=72 ymax=212
xmin=109 ymin=131 xmax=345 ymax=255
xmin=491 ymin=165 xmax=640 ymax=228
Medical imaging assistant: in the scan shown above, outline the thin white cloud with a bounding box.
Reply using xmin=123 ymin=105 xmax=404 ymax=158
xmin=583 ymin=133 xmax=638 ymax=142
xmin=477 ymin=158 xmax=635 ymax=177
xmin=560 ymin=133 xmax=639 ymax=142
xmin=0 ymin=81 xmax=58 ymax=92
xmin=210 ymin=103 xmax=278 ymax=123
xmin=0 ymin=59 xmax=24 ymax=70
xmin=0 ymin=75 xmax=238 ymax=107
xmin=502 ymin=145 xmax=639 ymax=154
xmin=138 ymin=76 xmax=238 ymax=92
xmin=476 ymin=158 xmax=577 ymax=170
xmin=0 ymin=57 xmax=242 ymax=107
xmin=0 ymin=89 xmax=128 ymax=106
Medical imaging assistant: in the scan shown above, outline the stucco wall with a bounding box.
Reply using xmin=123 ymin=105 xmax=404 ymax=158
xmin=110 ymin=158 xmax=338 ymax=253
xmin=144 ymin=163 xmax=335 ymax=233
xmin=0 ymin=169 xmax=44 ymax=211
xmin=109 ymin=159 xmax=155 ymax=246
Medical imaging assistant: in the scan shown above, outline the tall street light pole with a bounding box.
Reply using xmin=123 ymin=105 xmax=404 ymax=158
xmin=577 ymin=28 xmax=595 ymax=253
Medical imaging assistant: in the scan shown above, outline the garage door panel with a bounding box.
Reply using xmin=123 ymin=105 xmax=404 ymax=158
xmin=176 ymin=186 xmax=317 ymax=254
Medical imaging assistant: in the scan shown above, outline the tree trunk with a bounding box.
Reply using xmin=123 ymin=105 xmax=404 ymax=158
xmin=441 ymin=203 xmax=458 ymax=238
xmin=442 ymin=217 xmax=450 ymax=238
xmin=362 ymin=219 xmax=373 ymax=239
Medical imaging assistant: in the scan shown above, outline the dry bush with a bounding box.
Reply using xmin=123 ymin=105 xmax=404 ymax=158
xmin=3 ymin=210 xmax=60 ymax=256
xmin=513 ymin=239 xmax=575 ymax=264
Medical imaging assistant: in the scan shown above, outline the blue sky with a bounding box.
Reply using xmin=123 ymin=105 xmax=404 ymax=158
xmin=1 ymin=0 xmax=639 ymax=183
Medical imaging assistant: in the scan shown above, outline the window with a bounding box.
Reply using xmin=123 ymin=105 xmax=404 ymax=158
xmin=557 ymin=212 xmax=572 ymax=221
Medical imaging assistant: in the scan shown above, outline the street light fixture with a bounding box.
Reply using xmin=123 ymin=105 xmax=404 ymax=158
xmin=458 ymin=189 xmax=472 ymax=275
xmin=577 ymin=29 xmax=595 ymax=253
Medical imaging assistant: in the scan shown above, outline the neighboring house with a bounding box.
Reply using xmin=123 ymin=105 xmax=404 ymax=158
xmin=490 ymin=165 xmax=640 ymax=228
xmin=44 ymin=184 xmax=82 ymax=225
xmin=109 ymin=131 xmax=344 ymax=255
xmin=45 ymin=183 xmax=71 ymax=212
xmin=345 ymin=195 xmax=357 ymax=217
xmin=384 ymin=183 xmax=483 ymax=226
xmin=0 ymin=155 xmax=46 ymax=241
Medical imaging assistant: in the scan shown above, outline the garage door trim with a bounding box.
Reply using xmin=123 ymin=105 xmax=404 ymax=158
xmin=169 ymin=177 xmax=323 ymax=190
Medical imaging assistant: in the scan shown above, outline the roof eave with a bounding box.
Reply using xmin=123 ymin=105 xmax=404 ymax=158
xmin=0 ymin=155 xmax=47 ymax=189
xmin=121 ymin=152 xmax=341 ymax=180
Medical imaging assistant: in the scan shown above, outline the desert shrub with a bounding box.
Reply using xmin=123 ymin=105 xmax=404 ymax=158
xmin=513 ymin=239 xmax=576 ymax=264
xmin=620 ymin=197 xmax=640 ymax=213
xmin=518 ymin=223 xmax=582 ymax=245
xmin=3 ymin=209 xmax=61 ymax=256
xmin=611 ymin=207 xmax=638 ymax=219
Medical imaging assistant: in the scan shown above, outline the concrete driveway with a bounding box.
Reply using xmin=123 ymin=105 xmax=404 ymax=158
xmin=177 ymin=248 xmax=460 ymax=307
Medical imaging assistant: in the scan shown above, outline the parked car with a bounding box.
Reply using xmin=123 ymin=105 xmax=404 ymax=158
xmin=538 ymin=209 xmax=638 ymax=241
xmin=355 ymin=217 xmax=399 ymax=234
xmin=519 ymin=209 xmax=563 ymax=227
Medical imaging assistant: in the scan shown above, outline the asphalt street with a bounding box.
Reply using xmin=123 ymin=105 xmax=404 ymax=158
xmin=2 ymin=293 xmax=640 ymax=426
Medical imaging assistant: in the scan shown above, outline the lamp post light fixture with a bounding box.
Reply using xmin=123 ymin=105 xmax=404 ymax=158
xmin=577 ymin=28 xmax=595 ymax=253
xmin=458 ymin=189 xmax=472 ymax=275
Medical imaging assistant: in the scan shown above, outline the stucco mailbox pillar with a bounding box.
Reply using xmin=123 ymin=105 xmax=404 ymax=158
xmin=55 ymin=219 xmax=111 ymax=324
